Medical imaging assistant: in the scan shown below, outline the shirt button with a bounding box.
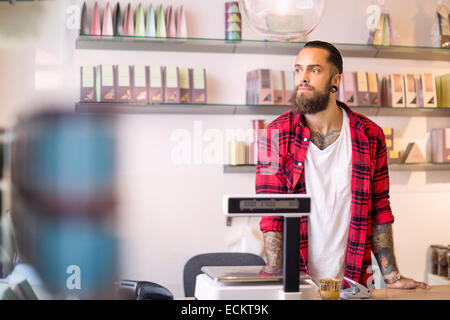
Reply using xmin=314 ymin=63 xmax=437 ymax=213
xmin=303 ymin=138 xmax=308 ymax=142
xmin=298 ymin=162 xmax=303 ymax=166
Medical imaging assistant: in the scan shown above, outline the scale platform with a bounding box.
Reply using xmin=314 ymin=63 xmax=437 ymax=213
xmin=194 ymin=266 xmax=319 ymax=300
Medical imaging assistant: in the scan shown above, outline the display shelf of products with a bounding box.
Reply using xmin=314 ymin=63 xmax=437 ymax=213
xmin=75 ymin=35 xmax=450 ymax=61
xmin=223 ymin=163 xmax=450 ymax=173
xmin=75 ymin=102 xmax=450 ymax=117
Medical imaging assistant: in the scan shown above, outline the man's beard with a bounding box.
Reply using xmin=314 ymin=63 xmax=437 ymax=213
xmin=290 ymin=81 xmax=331 ymax=115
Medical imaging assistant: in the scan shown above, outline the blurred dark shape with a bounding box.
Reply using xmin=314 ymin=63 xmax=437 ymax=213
xmin=80 ymin=2 xmax=90 ymax=36
xmin=0 ymin=210 xmax=21 ymax=279
xmin=0 ymin=129 xmax=4 ymax=181
xmin=113 ymin=2 xmax=124 ymax=36
xmin=10 ymin=110 xmax=118 ymax=299
xmin=116 ymin=280 xmax=174 ymax=300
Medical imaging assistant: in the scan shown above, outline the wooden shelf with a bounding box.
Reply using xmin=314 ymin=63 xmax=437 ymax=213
xmin=76 ymin=102 xmax=450 ymax=117
xmin=224 ymin=163 xmax=450 ymax=173
xmin=75 ymin=36 xmax=450 ymax=61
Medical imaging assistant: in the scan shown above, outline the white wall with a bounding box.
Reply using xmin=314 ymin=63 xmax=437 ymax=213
xmin=0 ymin=0 xmax=449 ymax=297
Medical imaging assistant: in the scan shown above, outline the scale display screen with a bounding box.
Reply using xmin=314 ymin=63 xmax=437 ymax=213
xmin=227 ymin=197 xmax=310 ymax=215
xmin=240 ymin=199 xmax=299 ymax=210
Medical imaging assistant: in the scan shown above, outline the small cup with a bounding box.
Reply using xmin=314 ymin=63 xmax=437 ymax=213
xmin=319 ymin=278 xmax=341 ymax=300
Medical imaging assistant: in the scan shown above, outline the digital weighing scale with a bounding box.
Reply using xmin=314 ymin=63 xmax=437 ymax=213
xmin=194 ymin=194 xmax=316 ymax=300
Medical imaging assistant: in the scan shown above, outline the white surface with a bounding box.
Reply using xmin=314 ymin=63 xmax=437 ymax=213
xmin=426 ymin=273 xmax=450 ymax=286
xmin=0 ymin=0 xmax=448 ymax=298
xmin=306 ymin=108 xmax=352 ymax=284
xmin=194 ymin=274 xmax=319 ymax=300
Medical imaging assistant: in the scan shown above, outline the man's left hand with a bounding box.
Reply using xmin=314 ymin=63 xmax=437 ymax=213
xmin=385 ymin=276 xmax=429 ymax=289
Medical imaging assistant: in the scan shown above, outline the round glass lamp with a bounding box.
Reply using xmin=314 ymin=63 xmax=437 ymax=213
xmin=238 ymin=0 xmax=326 ymax=41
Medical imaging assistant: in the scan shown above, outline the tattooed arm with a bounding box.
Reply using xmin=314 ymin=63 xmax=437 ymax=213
xmin=371 ymin=223 xmax=399 ymax=281
xmin=372 ymin=223 xmax=428 ymax=289
xmin=262 ymin=231 xmax=283 ymax=274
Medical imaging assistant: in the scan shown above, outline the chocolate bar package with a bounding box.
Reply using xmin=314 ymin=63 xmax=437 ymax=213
xmin=414 ymin=74 xmax=424 ymax=107
xmin=100 ymin=64 xmax=116 ymax=102
xmin=405 ymin=74 xmax=418 ymax=108
xmin=80 ymin=66 xmax=96 ymax=102
xmin=355 ymin=72 xmax=370 ymax=106
xmin=246 ymin=71 xmax=251 ymax=105
xmin=247 ymin=70 xmax=257 ymax=105
xmin=272 ymin=70 xmax=285 ymax=105
xmin=248 ymin=70 xmax=258 ymax=105
xmin=164 ymin=66 xmax=180 ymax=103
xmin=179 ymin=67 xmax=192 ymax=104
xmin=381 ymin=75 xmax=391 ymax=107
xmin=149 ymin=66 xmax=164 ymax=103
xmin=367 ymin=72 xmax=381 ymax=106
xmin=116 ymin=65 xmax=132 ymax=103
xmin=421 ymin=73 xmax=437 ymax=107
xmin=256 ymin=69 xmax=274 ymax=105
xmin=131 ymin=65 xmax=149 ymax=104
xmin=390 ymin=74 xmax=405 ymax=107
xmin=191 ymin=68 xmax=207 ymax=104
xmin=338 ymin=72 xmax=357 ymax=106
xmin=441 ymin=74 xmax=450 ymax=108
xmin=284 ymin=70 xmax=295 ymax=105
xmin=431 ymin=128 xmax=450 ymax=163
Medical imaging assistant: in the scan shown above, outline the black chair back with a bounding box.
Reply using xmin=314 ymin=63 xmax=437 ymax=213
xmin=183 ymin=252 xmax=266 ymax=297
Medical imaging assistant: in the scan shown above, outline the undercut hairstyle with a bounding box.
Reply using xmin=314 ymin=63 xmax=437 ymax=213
xmin=303 ymin=41 xmax=343 ymax=75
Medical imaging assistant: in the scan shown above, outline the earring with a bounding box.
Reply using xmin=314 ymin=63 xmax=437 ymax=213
xmin=330 ymin=86 xmax=338 ymax=93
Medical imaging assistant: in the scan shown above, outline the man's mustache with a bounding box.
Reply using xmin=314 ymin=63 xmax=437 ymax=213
xmin=296 ymin=84 xmax=314 ymax=90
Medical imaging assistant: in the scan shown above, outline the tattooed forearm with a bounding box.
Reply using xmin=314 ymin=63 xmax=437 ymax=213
xmin=372 ymin=223 xmax=399 ymax=280
xmin=310 ymin=129 xmax=341 ymax=150
xmin=263 ymin=231 xmax=283 ymax=273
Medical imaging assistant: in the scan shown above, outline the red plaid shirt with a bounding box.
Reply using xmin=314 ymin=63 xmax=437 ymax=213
xmin=256 ymin=101 xmax=394 ymax=286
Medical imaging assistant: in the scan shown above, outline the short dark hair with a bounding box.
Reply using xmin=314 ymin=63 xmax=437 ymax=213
xmin=303 ymin=41 xmax=343 ymax=75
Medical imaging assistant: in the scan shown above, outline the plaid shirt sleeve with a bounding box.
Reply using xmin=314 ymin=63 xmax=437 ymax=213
xmin=370 ymin=127 xmax=395 ymax=225
xmin=256 ymin=125 xmax=286 ymax=232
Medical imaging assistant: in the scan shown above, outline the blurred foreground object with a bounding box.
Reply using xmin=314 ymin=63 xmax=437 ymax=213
xmin=238 ymin=0 xmax=325 ymax=41
xmin=116 ymin=280 xmax=173 ymax=300
xmin=10 ymin=111 xmax=118 ymax=299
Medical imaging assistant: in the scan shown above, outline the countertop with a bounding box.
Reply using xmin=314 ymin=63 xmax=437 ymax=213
xmin=371 ymin=285 xmax=450 ymax=300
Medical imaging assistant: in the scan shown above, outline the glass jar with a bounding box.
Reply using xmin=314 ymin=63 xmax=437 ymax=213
xmin=448 ymin=245 xmax=450 ymax=280
xmin=430 ymin=245 xmax=439 ymax=275
xmin=437 ymin=245 xmax=448 ymax=278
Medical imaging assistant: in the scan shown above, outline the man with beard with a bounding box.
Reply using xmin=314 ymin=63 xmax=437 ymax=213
xmin=256 ymin=41 xmax=428 ymax=290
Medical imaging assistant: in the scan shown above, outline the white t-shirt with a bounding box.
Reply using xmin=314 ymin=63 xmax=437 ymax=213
xmin=305 ymin=108 xmax=352 ymax=285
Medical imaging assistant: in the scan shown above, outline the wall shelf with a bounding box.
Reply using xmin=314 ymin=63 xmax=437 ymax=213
xmin=76 ymin=102 xmax=450 ymax=117
xmin=75 ymin=36 xmax=450 ymax=61
xmin=224 ymin=163 xmax=450 ymax=173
